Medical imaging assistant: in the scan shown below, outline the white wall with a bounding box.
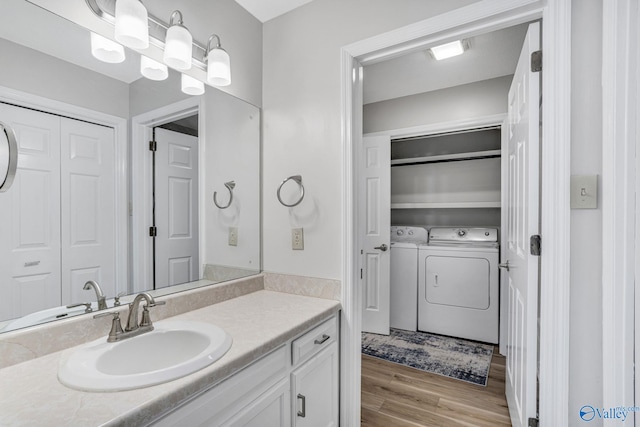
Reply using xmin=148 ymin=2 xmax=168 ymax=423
xmin=0 ymin=38 xmax=129 ymax=117
xmin=569 ymin=0 xmax=603 ymax=419
xmin=262 ymin=0 xmax=479 ymax=280
xmin=363 ymin=75 xmax=511 ymax=133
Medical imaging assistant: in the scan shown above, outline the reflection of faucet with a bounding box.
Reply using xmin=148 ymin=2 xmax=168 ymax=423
xmin=84 ymin=280 xmax=107 ymax=310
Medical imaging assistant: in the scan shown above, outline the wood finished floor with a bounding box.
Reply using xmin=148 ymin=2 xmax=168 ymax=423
xmin=361 ymin=347 xmax=511 ymax=427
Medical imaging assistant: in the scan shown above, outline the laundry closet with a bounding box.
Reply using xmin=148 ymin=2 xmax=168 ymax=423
xmin=361 ymin=23 xmax=530 ymax=346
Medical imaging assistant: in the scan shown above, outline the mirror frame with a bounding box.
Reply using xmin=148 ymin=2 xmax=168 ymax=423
xmin=0 ymin=121 xmax=18 ymax=193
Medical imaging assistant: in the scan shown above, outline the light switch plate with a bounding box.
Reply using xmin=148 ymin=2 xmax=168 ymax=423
xmin=570 ymin=175 xmax=598 ymax=209
xmin=292 ymin=228 xmax=304 ymax=250
xmin=228 ymin=227 xmax=238 ymax=246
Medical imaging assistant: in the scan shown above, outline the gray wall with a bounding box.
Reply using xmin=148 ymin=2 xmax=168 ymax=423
xmin=0 ymin=38 xmax=129 ymax=118
xmin=363 ymin=75 xmax=511 ymax=133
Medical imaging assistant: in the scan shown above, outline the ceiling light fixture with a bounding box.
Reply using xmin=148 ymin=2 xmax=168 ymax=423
xmin=429 ymin=40 xmax=467 ymax=60
xmin=90 ymin=32 xmax=125 ymax=63
xmin=163 ymin=11 xmax=192 ymax=71
xmin=205 ymin=35 xmax=231 ymax=87
xmin=140 ymin=56 xmax=168 ymax=81
xmin=181 ymin=73 xmax=204 ymax=95
xmin=114 ymin=0 xmax=149 ymax=49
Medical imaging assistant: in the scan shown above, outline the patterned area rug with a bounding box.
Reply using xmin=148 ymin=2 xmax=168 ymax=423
xmin=361 ymin=328 xmax=494 ymax=386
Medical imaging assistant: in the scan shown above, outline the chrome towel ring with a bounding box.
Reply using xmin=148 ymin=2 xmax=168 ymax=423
xmin=0 ymin=121 xmax=18 ymax=193
xmin=213 ymin=181 xmax=235 ymax=209
xmin=277 ymin=175 xmax=304 ymax=207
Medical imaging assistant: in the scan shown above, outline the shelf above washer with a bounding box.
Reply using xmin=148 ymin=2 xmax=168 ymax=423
xmin=390 ymin=149 xmax=501 ymax=166
xmin=391 ymin=202 xmax=502 ymax=209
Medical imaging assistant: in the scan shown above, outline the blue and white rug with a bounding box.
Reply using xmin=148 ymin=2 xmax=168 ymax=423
xmin=361 ymin=328 xmax=494 ymax=386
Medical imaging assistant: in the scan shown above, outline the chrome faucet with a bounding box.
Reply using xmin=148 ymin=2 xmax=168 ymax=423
xmin=94 ymin=292 xmax=166 ymax=342
xmin=83 ymin=280 xmax=107 ymax=310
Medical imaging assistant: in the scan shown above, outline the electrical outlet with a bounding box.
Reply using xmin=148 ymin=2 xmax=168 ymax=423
xmin=228 ymin=227 xmax=238 ymax=246
xmin=292 ymin=228 xmax=304 ymax=250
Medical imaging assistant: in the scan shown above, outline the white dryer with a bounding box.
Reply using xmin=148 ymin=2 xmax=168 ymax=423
xmin=418 ymin=227 xmax=499 ymax=344
xmin=390 ymin=226 xmax=428 ymax=331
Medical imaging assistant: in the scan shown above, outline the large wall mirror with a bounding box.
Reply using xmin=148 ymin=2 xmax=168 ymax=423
xmin=0 ymin=1 xmax=261 ymax=333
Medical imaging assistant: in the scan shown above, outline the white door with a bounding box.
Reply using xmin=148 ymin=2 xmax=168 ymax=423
xmin=0 ymin=104 xmax=61 ymax=321
xmin=504 ymin=22 xmax=540 ymax=427
xmin=154 ymin=128 xmax=199 ymax=288
xmin=360 ymin=135 xmax=391 ymax=335
xmin=60 ymin=118 xmax=116 ymax=305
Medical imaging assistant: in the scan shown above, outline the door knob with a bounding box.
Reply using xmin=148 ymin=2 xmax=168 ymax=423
xmin=374 ymin=244 xmax=388 ymax=252
xmin=499 ymin=260 xmax=510 ymax=271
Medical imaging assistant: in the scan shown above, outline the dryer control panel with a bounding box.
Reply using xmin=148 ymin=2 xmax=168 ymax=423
xmin=428 ymin=227 xmax=498 ymax=243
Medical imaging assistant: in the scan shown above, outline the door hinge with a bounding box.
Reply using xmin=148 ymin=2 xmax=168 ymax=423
xmin=149 ymin=140 xmax=157 ymax=152
xmin=360 ymin=268 xmax=363 ymax=279
xmin=531 ymin=50 xmax=542 ymax=72
xmin=530 ymin=235 xmax=541 ymax=256
xmin=528 ymin=417 xmax=539 ymax=427
xmin=149 ymin=226 xmax=157 ymax=237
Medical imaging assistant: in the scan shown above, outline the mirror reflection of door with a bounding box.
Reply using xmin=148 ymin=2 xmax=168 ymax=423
xmin=152 ymin=116 xmax=199 ymax=289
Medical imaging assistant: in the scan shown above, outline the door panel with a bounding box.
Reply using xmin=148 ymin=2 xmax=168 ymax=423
xmin=360 ymin=135 xmax=391 ymax=335
xmin=155 ymin=128 xmax=199 ymax=288
xmin=0 ymin=104 xmax=61 ymax=321
xmin=504 ymin=22 xmax=540 ymax=427
xmin=61 ymin=119 xmax=116 ymax=305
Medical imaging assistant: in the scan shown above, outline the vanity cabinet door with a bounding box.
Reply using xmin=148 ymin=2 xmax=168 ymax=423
xmin=291 ymin=342 xmax=339 ymax=427
xmin=221 ymin=379 xmax=290 ymax=427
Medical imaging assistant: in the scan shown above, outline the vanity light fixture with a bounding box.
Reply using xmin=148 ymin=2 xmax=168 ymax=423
xmin=90 ymin=32 xmax=125 ymax=63
xmin=205 ymin=34 xmax=231 ymax=87
xmin=163 ymin=11 xmax=193 ymax=71
xmin=114 ymin=0 xmax=149 ymax=49
xmin=429 ymin=40 xmax=468 ymax=60
xmin=181 ymin=73 xmax=205 ymax=96
xmin=140 ymin=56 xmax=168 ymax=80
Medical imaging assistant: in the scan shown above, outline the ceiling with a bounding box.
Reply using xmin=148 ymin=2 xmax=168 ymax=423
xmin=363 ymin=24 xmax=529 ymax=104
xmin=233 ymin=0 xmax=315 ymax=22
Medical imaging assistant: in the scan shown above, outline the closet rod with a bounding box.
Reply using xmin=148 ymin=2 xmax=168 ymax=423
xmin=391 ymin=125 xmax=501 ymax=143
xmin=391 ymin=152 xmax=501 ymax=167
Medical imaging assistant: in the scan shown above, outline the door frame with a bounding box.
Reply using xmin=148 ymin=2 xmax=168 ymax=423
xmin=602 ymin=0 xmax=638 ymax=414
xmin=131 ymin=97 xmax=204 ymax=293
xmin=339 ymin=0 xmax=572 ymax=425
xmin=0 ymin=84 xmax=129 ymax=294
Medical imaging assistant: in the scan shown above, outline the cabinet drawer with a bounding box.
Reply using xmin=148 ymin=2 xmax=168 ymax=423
xmin=291 ymin=316 xmax=337 ymax=366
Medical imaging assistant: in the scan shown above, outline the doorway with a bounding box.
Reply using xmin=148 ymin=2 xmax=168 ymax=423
xmin=339 ymin=2 xmax=572 ymax=426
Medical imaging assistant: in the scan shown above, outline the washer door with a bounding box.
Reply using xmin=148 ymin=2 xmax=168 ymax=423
xmin=424 ymin=255 xmax=490 ymax=310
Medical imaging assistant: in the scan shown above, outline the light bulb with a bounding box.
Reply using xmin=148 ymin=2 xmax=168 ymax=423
xmin=90 ymin=32 xmax=125 ymax=63
xmin=140 ymin=56 xmax=168 ymax=81
xmin=114 ymin=0 xmax=149 ymax=49
xmin=181 ymin=74 xmax=204 ymax=95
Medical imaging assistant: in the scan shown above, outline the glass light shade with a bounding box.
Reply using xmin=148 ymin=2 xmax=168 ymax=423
xmin=181 ymin=74 xmax=204 ymax=96
xmin=207 ymin=48 xmax=231 ymax=86
xmin=114 ymin=0 xmax=149 ymax=49
xmin=140 ymin=56 xmax=168 ymax=80
xmin=164 ymin=25 xmax=192 ymax=71
xmin=429 ymin=40 xmax=465 ymax=60
xmin=90 ymin=32 xmax=125 ymax=63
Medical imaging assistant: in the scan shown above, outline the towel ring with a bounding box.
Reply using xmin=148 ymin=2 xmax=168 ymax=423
xmin=277 ymin=175 xmax=304 ymax=207
xmin=213 ymin=181 xmax=235 ymax=209
xmin=0 ymin=121 xmax=18 ymax=193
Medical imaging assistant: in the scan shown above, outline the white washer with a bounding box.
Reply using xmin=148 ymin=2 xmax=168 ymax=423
xmin=418 ymin=227 xmax=499 ymax=344
xmin=390 ymin=226 xmax=428 ymax=331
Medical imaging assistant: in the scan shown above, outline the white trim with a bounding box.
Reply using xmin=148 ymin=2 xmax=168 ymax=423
xmin=340 ymin=0 xmax=572 ymax=425
xmin=0 ymin=85 xmax=129 ymax=295
xmin=131 ymin=97 xmax=202 ymax=292
xmin=602 ymin=0 xmax=638 ymax=416
xmin=364 ymin=113 xmax=506 ymax=139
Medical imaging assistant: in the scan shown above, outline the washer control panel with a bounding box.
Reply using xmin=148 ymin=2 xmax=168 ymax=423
xmin=390 ymin=226 xmax=428 ymax=243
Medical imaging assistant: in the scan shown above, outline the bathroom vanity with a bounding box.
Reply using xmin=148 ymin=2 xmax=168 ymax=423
xmin=0 ymin=277 xmax=341 ymax=426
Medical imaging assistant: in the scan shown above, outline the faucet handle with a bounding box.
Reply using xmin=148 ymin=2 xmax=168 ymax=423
xmin=93 ymin=311 xmax=124 ymax=342
xmin=66 ymin=302 xmax=93 ymax=313
xmin=147 ymin=300 xmax=166 ymax=308
xmin=113 ymin=292 xmax=127 ymax=307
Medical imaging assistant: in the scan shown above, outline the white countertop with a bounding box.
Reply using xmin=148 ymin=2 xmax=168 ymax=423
xmin=0 ymin=290 xmax=340 ymax=426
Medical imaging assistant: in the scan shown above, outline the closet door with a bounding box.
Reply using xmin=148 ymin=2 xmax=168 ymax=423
xmin=0 ymin=104 xmax=61 ymax=321
xmin=60 ymin=118 xmax=116 ymax=305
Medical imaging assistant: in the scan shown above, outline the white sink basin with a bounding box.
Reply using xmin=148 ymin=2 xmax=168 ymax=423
xmin=1 ymin=303 xmax=98 ymax=332
xmin=58 ymin=320 xmax=232 ymax=392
